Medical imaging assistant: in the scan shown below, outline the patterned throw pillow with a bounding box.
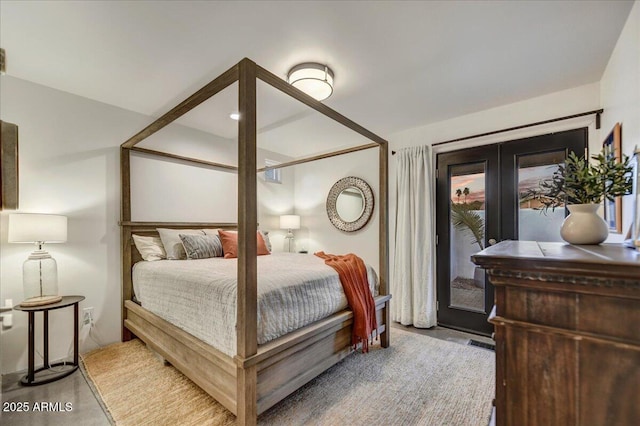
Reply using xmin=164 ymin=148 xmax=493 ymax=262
xmin=179 ymin=233 xmax=224 ymax=259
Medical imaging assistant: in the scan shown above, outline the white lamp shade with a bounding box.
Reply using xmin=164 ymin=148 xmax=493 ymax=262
xmin=280 ymin=215 xmax=301 ymax=230
xmin=287 ymin=63 xmax=334 ymax=101
xmin=8 ymin=214 xmax=68 ymax=243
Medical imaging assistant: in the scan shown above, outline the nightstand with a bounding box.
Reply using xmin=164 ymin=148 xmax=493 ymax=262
xmin=14 ymin=295 xmax=85 ymax=386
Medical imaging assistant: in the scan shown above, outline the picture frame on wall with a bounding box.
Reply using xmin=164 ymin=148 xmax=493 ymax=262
xmin=626 ymin=147 xmax=640 ymax=250
xmin=602 ymin=123 xmax=622 ymax=233
xmin=0 ymin=120 xmax=19 ymax=211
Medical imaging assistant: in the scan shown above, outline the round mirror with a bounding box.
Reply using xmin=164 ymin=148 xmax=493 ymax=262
xmin=336 ymin=187 xmax=365 ymax=222
xmin=326 ymin=177 xmax=374 ymax=232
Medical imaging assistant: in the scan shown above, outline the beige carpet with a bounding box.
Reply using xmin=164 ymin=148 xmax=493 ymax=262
xmin=81 ymin=328 xmax=495 ymax=426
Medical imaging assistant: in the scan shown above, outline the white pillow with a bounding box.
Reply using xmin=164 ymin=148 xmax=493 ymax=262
xmin=132 ymin=235 xmax=166 ymax=261
xmin=156 ymin=228 xmax=204 ymax=259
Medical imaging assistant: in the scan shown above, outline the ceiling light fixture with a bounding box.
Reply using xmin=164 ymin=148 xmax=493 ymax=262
xmin=229 ymin=112 xmax=240 ymax=120
xmin=287 ymin=63 xmax=334 ymax=101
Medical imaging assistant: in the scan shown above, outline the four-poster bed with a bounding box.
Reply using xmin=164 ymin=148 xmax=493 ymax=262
xmin=120 ymin=58 xmax=390 ymax=425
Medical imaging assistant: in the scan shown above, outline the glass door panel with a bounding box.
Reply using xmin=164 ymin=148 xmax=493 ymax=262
xmin=501 ymin=128 xmax=588 ymax=241
xmin=450 ymin=165 xmax=486 ymax=312
xmin=436 ymin=144 xmax=499 ymax=336
xmin=517 ymin=151 xmax=566 ymax=242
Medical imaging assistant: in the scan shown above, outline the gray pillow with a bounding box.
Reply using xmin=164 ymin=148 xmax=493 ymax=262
xmin=179 ymin=233 xmax=224 ymax=259
xmin=259 ymin=230 xmax=272 ymax=253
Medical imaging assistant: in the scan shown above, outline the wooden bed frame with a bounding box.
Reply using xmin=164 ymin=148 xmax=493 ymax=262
xmin=120 ymin=58 xmax=390 ymax=425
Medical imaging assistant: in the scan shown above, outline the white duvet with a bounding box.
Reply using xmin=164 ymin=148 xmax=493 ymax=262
xmin=132 ymin=252 xmax=378 ymax=357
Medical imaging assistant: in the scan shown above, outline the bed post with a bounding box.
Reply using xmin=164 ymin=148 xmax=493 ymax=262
xmin=379 ymin=141 xmax=390 ymax=348
xmin=120 ymin=147 xmax=134 ymax=342
xmin=236 ymin=58 xmax=258 ymax=426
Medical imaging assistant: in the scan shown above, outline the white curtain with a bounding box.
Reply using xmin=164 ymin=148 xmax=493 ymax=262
xmin=391 ymin=145 xmax=436 ymax=328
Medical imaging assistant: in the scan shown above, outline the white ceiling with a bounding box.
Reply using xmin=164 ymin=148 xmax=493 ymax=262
xmin=0 ymin=0 xmax=634 ymax=156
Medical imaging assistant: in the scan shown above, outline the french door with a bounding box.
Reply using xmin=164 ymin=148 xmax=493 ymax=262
xmin=435 ymin=128 xmax=587 ymax=335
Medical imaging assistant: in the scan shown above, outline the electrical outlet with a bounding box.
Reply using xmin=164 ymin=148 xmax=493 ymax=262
xmin=83 ymin=307 xmax=94 ymax=326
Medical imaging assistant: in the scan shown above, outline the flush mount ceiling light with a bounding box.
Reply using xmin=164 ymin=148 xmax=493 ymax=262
xmin=287 ymin=63 xmax=334 ymax=101
xmin=229 ymin=112 xmax=240 ymax=120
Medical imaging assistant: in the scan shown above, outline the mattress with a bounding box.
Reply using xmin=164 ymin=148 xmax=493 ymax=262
xmin=132 ymin=252 xmax=379 ymax=357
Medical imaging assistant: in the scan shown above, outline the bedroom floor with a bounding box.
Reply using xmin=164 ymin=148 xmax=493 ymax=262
xmin=1 ymin=324 xmax=493 ymax=425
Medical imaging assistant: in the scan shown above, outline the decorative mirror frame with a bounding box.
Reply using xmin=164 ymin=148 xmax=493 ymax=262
xmin=326 ymin=176 xmax=374 ymax=232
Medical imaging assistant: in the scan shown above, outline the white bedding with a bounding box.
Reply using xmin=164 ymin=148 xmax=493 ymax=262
xmin=132 ymin=252 xmax=379 ymax=357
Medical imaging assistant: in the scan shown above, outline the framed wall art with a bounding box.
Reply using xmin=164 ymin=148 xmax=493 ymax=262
xmin=602 ymin=122 xmax=622 ymax=233
xmin=626 ymin=147 xmax=640 ymax=250
xmin=1 ymin=120 xmax=19 ymax=210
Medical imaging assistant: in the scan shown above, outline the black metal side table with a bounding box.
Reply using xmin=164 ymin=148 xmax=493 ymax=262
xmin=14 ymin=295 xmax=85 ymax=386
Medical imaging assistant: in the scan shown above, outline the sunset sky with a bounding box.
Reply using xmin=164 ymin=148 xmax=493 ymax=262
xmin=451 ymin=172 xmax=485 ymax=204
xmin=450 ymin=164 xmax=557 ymax=205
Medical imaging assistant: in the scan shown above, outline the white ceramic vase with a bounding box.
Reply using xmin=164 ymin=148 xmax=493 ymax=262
xmin=560 ymin=203 xmax=608 ymax=245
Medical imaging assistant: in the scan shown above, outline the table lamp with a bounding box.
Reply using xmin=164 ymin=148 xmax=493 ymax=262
xmin=8 ymin=214 xmax=67 ymax=306
xmin=279 ymin=215 xmax=300 ymax=253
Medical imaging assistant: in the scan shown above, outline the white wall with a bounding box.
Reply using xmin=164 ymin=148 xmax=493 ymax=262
xmin=600 ymin=0 xmax=640 ymax=243
xmin=0 ymin=75 xmax=146 ymax=374
xmin=132 ymin=121 xmax=297 ymax=240
xmin=390 ymin=82 xmax=601 ymax=154
xmin=293 ymin=148 xmax=380 ymax=271
xmin=130 ymin=127 xmax=295 ymax=233
xmin=130 ymin=126 xmax=238 ymax=223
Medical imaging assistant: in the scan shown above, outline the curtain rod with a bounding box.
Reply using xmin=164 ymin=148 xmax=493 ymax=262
xmin=391 ymin=108 xmax=603 ymax=155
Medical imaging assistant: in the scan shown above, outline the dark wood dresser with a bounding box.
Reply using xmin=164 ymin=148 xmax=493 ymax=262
xmin=472 ymin=241 xmax=640 ymax=426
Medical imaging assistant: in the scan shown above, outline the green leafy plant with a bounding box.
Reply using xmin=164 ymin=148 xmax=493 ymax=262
xmin=525 ymin=148 xmax=633 ymax=212
xmin=451 ymin=200 xmax=485 ymax=251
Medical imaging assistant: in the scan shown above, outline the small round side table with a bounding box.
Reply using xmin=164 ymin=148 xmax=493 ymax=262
xmin=14 ymin=295 xmax=85 ymax=386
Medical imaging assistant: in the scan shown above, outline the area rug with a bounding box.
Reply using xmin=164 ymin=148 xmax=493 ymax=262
xmin=81 ymin=328 xmax=494 ymax=425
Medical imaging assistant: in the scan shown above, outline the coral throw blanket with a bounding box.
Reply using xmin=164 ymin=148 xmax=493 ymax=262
xmin=315 ymin=251 xmax=378 ymax=352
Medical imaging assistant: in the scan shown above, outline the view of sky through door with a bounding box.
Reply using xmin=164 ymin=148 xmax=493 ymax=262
xmin=517 ymin=151 xmax=566 ymax=242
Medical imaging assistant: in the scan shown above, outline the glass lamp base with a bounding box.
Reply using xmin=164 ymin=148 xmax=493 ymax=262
xmin=20 ymin=295 xmax=63 ymax=307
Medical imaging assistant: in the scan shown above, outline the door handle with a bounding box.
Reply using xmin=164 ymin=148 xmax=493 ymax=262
xmin=488 ymin=238 xmax=498 ymax=246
